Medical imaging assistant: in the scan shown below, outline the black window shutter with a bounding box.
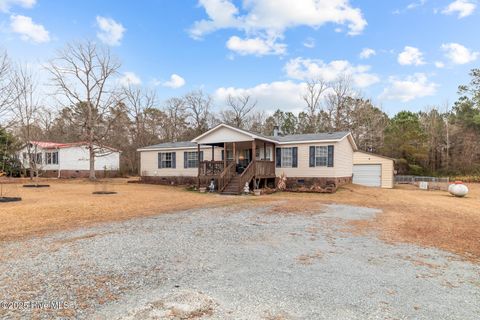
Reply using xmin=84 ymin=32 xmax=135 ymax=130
xmin=276 ymin=148 xmax=282 ymax=168
xmin=172 ymin=152 xmax=176 ymax=168
xmin=221 ymin=150 xmax=224 ymax=161
xmin=158 ymin=153 xmax=162 ymax=169
xmin=292 ymin=147 xmax=298 ymax=168
xmin=200 ymin=151 xmax=204 ymax=162
xmin=309 ymin=146 xmax=315 ymax=167
xmin=184 ymin=152 xmax=188 ymax=168
xmin=327 ymin=145 xmax=334 ymax=167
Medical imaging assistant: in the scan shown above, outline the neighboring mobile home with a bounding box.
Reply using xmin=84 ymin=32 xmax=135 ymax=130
xmin=19 ymin=141 xmax=120 ymax=178
xmin=138 ymin=124 xmax=394 ymax=194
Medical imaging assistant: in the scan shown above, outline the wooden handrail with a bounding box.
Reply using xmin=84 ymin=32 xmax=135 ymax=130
xmin=218 ymin=161 xmax=236 ymax=192
xmin=238 ymin=160 xmax=256 ymax=194
xmin=199 ymin=160 xmax=224 ymax=176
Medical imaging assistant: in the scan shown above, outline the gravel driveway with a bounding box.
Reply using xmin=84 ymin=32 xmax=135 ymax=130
xmin=0 ymin=201 xmax=479 ymax=319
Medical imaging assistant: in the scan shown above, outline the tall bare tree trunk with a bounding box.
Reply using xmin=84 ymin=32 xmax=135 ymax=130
xmin=89 ymin=144 xmax=95 ymax=180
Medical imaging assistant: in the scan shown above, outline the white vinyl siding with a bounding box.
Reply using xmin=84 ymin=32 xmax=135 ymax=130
xmin=140 ymin=147 xmax=222 ymax=177
xmin=18 ymin=145 xmax=119 ymax=171
xmin=275 ymin=137 xmax=354 ymax=178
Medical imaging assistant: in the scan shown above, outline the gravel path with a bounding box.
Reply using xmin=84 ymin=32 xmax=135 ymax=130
xmin=0 ymin=201 xmax=479 ymax=319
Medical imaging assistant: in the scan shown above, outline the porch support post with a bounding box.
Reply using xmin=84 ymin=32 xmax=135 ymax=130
xmin=272 ymin=142 xmax=276 ymax=165
xmin=211 ymin=145 xmax=214 ymax=161
xmin=263 ymin=142 xmax=266 ymax=160
xmin=233 ymin=142 xmax=236 ymax=165
xmin=252 ymin=139 xmax=256 ymax=165
xmin=223 ymin=143 xmax=227 ymax=168
xmin=197 ymin=144 xmax=201 ymax=189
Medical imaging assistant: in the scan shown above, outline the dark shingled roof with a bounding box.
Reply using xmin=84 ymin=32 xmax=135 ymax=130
xmin=139 ymin=141 xmax=196 ymax=150
xmin=271 ymin=131 xmax=350 ymax=142
xmin=139 ymin=128 xmax=351 ymax=150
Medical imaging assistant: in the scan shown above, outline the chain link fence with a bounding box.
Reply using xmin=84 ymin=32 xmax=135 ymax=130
xmin=395 ymin=175 xmax=450 ymax=191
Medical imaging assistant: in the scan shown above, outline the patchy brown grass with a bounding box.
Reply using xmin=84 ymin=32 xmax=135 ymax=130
xmin=265 ymin=184 xmax=480 ymax=262
xmin=0 ymin=179 xmax=250 ymax=243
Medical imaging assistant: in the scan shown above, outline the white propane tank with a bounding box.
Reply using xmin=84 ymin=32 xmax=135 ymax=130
xmin=449 ymin=181 xmax=469 ymax=197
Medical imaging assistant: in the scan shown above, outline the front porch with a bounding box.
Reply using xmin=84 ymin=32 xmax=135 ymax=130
xmin=197 ymin=139 xmax=276 ymax=194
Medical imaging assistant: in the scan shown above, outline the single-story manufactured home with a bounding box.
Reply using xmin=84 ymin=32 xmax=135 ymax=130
xmin=19 ymin=141 xmax=121 ymax=178
xmin=138 ymin=124 xmax=394 ymax=194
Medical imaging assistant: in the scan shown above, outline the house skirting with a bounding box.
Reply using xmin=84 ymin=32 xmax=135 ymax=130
xmin=279 ymin=176 xmax=352 ymax=193
xmin=140 ymin=176 xmax=197 ymax=186
xmin=41 ymin=170 xmax=120 ymax=179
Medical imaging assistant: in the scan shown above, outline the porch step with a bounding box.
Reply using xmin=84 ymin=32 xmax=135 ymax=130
xmin=220 ymin=176 xmax=242 ymax=195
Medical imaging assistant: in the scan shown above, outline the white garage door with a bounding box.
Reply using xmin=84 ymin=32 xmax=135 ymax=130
xmin=353 ymin=164 xmax=381 ymax=187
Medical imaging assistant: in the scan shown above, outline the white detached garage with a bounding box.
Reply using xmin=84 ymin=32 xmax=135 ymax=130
xmin=353 ymin=151 xmax=395 ymax=188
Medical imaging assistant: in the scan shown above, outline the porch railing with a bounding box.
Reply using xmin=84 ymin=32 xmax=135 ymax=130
xmin=218 ymin=161 xmax=236 ymax=192
xmin=199 ymin=161 xmax=224 ymax=176
xmin=255 ymin=160 xmax=275 ymax=177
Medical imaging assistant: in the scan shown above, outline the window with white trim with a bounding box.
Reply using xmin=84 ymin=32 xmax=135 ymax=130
xmin=160 ymin=152 xmax=173 ymax=168
xmin=185 ymin=151 xmax=199 ymax=168
xmin=45 ymin=151 xmax=59 ymax=165
xmin=315 ymin=146 xmax=328 ymax=167
xmin=281 ymin=148 xmax=293 ymax=167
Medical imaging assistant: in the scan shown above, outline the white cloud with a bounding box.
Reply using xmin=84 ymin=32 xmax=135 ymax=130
xmin=162 ymin=74 xmax=186 ymax=89
xmin=359 ymin=48 xmax=376 ymax=59
xmin=393 ymin=0 xmax=426 ymax=14
xmin=397 ymin=46 xmax=425 ymax=66
xmin=441 ymin=42 xmax=479 ymax=64
xmin=406 ymin=0 xmax=427 ymax=10
xmin=226 ymin=35 xmax=286 ymax=56
xmin=214 ymin=80 xmax=307 ymax=113
xmin=284 ymin=57 xmax=379 ymax=88
xmin=96 ymin=16 xmax=126 ymax=46
xmin=434 ymin=61 xmax=445 ymax=68
xmin=379 ymin=73 xmax=438 ymax=102
xmin=303 ymin=37 xmax=315 ymax=49
xmin=442 ymin=0 xmax=476 ymax=18
xmin=10 ymin=15 xmax=50 ymax=43
xmin=190 ymin=0 xmax=367 ymax=55
xmin=0 ymin=0 xmax=35 ymax=12
xmin=119 ymin=72 xmax=141 ymax=87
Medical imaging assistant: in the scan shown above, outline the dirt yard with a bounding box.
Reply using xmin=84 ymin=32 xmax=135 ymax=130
xmin=0 ymin=179 xmax=248 ymax=242
xmin=1 ymin=179 xmax=479 ymax=261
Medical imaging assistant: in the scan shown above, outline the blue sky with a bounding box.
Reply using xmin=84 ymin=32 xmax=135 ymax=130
xmin=0 ymin=0 xmax=479 ymax=115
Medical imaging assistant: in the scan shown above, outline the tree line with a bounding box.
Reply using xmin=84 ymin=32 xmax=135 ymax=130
xmin=0 ymin=40 xmax=479 ymax=178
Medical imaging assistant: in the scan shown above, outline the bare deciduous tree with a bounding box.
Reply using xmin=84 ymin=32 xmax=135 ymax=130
xmin=221 ymin=94 xmax=257 ymax=129
xmin=184 ymin=90 xmax=211 ymax=136
xmin=47 ymin=41 xmax=121 ymax=180
xmin=0 ymin=51 xmax=13 ymax=124
xmin=10 ymin=64 xmax=42 ymax=179
xmin=325 ymin=76 xmax=355 ymax=131
xmin=121 ymin=85 xmax=157 ymax=173
xmin=164 ymin=97 xmax=188 ymax=142
xmin=302 ymin=78 xmax=327 ymax=133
